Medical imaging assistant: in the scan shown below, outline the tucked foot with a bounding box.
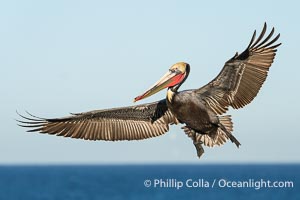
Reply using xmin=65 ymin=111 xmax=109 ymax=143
xmin=193 ymin=141 xmax=204 ymax=158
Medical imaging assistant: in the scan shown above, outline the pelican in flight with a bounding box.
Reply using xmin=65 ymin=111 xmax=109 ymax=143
xmin=18 ymin=23 xmax=281 ymax=158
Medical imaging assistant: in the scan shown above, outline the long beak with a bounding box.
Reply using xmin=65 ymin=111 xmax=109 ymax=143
xmin=134 ymin=70 xmax=180 ymax=102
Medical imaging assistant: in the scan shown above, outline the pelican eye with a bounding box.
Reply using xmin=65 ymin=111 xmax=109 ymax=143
xmin=169 ymin=68 xmax=177 ymax=73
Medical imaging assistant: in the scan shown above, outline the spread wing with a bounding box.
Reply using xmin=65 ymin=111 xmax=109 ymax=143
xmin=197 ymin=23 xmax=281 ymax=115
xmin=17 ymin=99 xmax=178 ymax=141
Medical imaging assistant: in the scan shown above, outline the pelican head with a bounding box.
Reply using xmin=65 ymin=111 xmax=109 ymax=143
xmin=134 ymin=62 xmax=190 ymax=102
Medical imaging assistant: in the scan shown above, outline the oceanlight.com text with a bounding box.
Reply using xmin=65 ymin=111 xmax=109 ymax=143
xmin=143 ymin=178 xmax=294 ymax=190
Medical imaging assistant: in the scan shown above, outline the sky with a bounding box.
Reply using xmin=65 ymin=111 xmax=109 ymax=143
xmin=1 ymin=0 xmax=300 ymax=164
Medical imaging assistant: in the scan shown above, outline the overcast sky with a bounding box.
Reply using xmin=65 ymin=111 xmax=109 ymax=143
xmin=1 ymin=0 xmax=299 ymax=164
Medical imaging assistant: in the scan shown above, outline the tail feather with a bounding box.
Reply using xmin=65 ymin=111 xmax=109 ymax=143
xmin=218 ymin=115 xmax=240 ymax=147
xmin=218 ymin=115 xmax=233 ymax=132
xmin=182 ymin=115 xmax=240 ymax=158
xmin=182 ymin=115 xmax=240 ymax=148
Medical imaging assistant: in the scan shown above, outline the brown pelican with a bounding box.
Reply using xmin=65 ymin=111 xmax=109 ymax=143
xmin=17 ymin=23 xmax=281 ymax=158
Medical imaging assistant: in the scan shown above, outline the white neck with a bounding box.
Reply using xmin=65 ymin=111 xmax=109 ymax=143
xmin=167 ymin=88 xmax=175 ymax=103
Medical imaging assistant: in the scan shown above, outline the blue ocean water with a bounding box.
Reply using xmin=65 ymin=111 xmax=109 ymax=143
xmin=0 ymin=164 xmax=299 ymax=200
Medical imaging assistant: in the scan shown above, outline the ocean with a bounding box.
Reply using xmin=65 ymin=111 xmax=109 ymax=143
xmin=0 ymin=164 xmax=298 ymax=200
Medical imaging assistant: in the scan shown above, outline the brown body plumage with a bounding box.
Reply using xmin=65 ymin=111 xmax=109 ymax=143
xmin=17 ymin=23 xmax=281 ymax=158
